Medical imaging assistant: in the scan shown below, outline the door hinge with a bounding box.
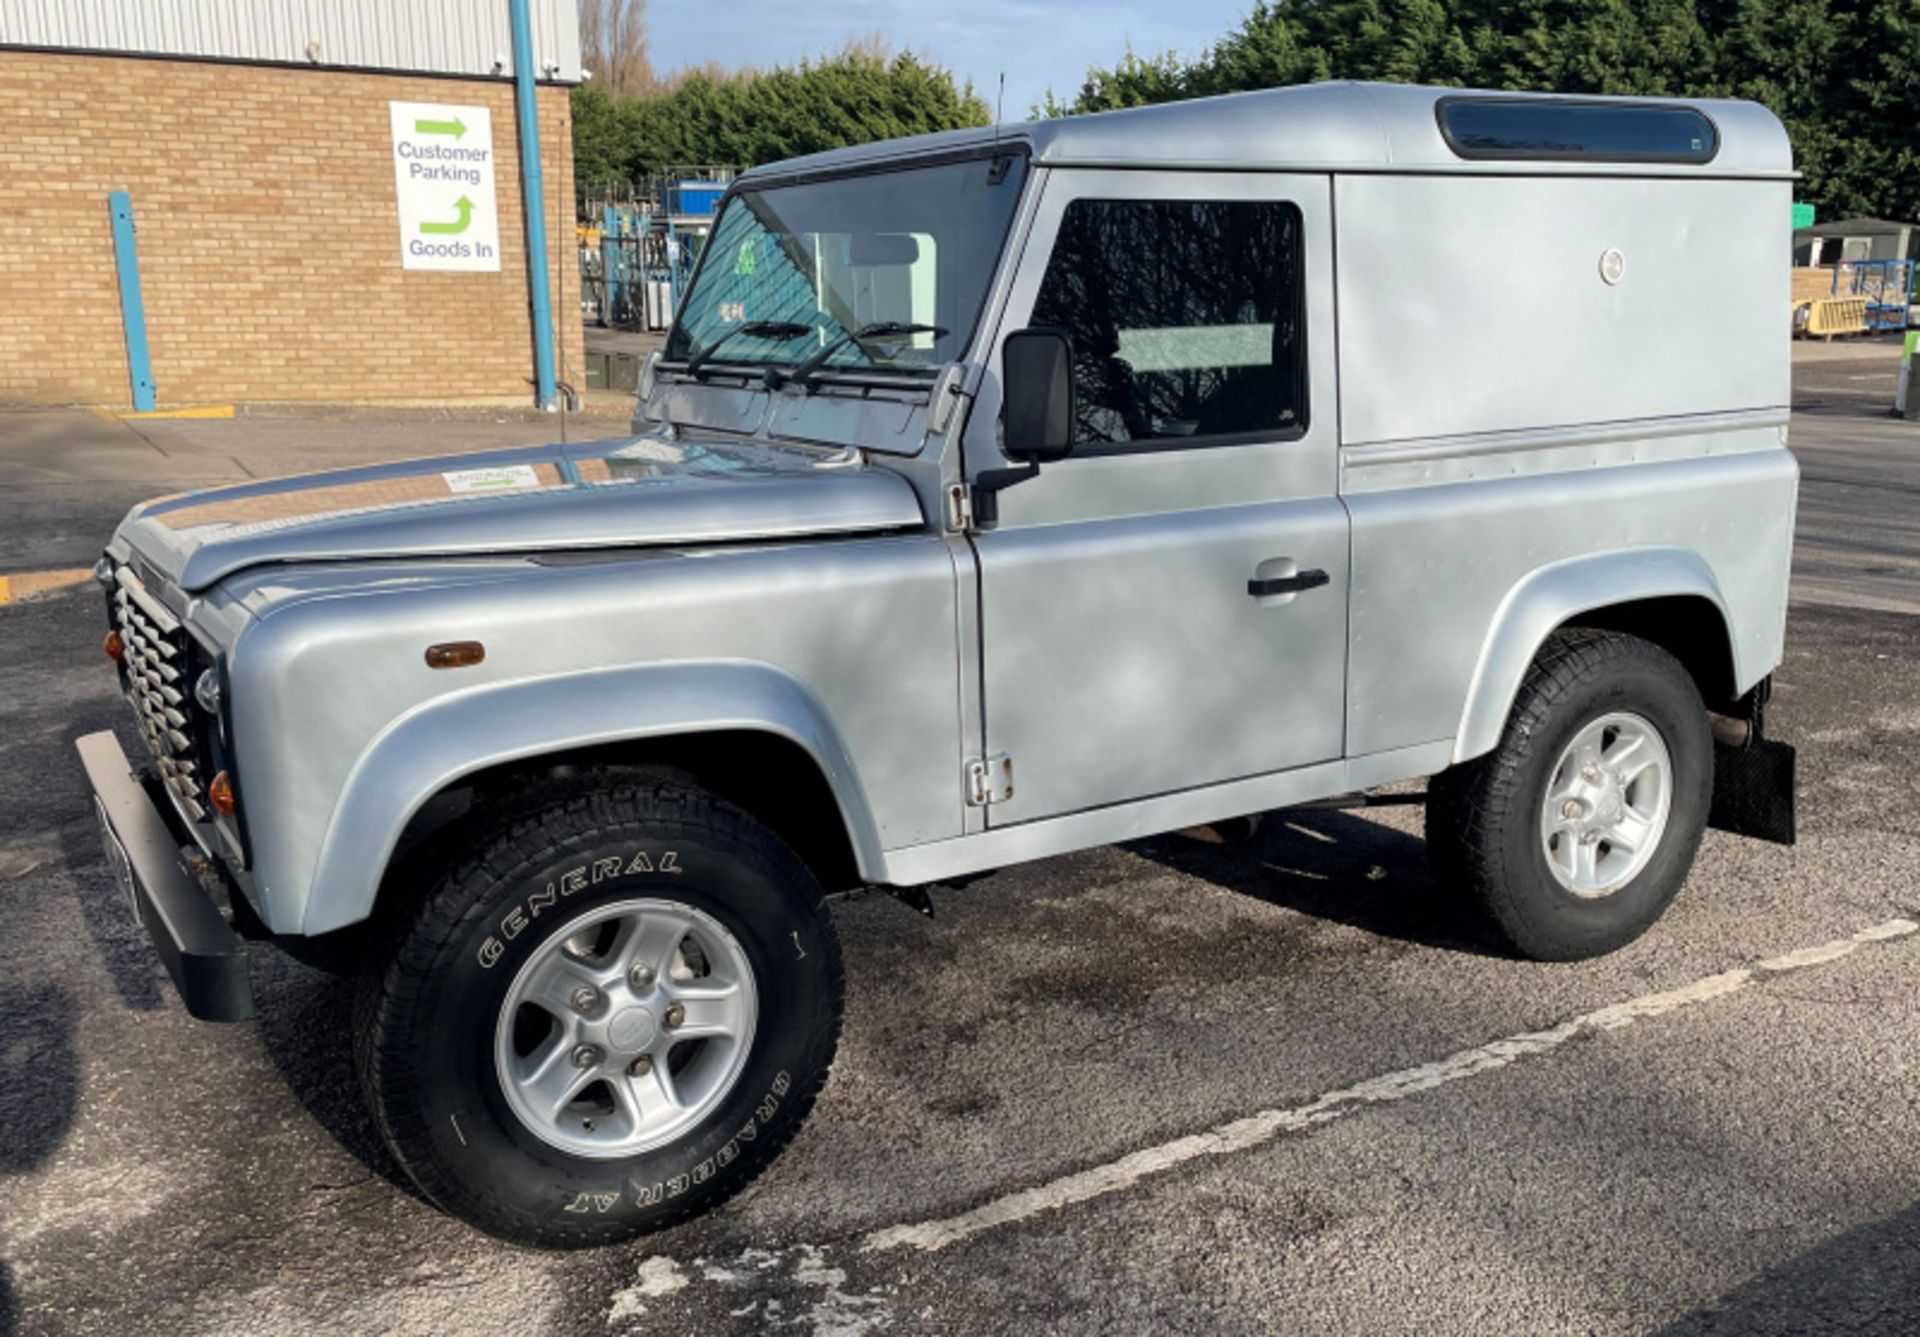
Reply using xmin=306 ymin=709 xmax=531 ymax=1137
xmin=945 ymin=481 xmax=974 ymax=532
xmin=966 ymin=754 xmax=1014 ymax=806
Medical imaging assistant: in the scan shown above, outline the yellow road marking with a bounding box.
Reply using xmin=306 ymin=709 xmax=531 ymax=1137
xmin=0 ymin=568 xmax=93 ymax=605
xmin=92 ymin=403 xmax=236 ymax=421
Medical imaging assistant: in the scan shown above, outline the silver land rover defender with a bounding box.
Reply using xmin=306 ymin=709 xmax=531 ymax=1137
xmin=79 ymin=82 xmax=1800 ymax=1247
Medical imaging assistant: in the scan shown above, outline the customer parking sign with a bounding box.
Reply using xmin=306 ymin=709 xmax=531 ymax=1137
xmin=389 ymin=101 xmax=501 ymax=272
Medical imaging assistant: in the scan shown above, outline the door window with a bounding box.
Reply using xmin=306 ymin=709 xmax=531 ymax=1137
xmin=1028 ymin=199 xmax=1306 ymax=451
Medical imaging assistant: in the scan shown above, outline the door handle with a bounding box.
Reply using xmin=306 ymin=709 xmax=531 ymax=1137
xmin=1247 ymin=568 xmax=1330 ymax=598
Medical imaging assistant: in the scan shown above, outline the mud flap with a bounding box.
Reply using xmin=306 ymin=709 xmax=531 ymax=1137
xmin=1708 ymin=736 xmax=1796 ymax=846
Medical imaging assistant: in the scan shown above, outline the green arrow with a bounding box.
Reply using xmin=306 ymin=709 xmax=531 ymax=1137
xmin=419 ymin=196 xmax=475 ymax=235
xmin=414 ymin=116 xmax=467 ymax=139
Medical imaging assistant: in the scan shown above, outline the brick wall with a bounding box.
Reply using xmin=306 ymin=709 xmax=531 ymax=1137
xmin=0 ymin=51 xmax=583 ymax=407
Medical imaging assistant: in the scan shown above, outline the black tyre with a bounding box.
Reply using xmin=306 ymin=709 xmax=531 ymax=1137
xmin=1427 ymin=629 xmax=1712 ymax=961
xmin=354 ymin=779 xmax=843 ymax=1248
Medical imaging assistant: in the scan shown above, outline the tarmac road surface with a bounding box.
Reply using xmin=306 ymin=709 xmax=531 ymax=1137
xmin=0 ymin=400 xmax=1916 ymax=1334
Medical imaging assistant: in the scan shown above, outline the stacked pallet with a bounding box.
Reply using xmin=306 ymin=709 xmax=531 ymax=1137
xmin=1793 ymin=265 xmax=1848 ymax=303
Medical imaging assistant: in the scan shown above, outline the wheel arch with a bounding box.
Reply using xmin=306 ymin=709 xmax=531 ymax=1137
xmin=300 ymin=661 xmax=884 ymax=935
xmin=1452 ymin=547 xmax=1747 ymax=766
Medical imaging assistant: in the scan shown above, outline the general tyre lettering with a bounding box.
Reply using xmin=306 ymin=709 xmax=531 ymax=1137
xmin=353 ymin=778 xmax=843 ymax=1248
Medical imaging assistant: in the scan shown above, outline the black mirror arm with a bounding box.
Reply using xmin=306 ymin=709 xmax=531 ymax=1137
xmin=969 ymin=462 xmax=1041 ymax=529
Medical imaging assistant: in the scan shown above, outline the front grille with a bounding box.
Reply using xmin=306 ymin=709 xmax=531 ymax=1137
xmin=112 ymin=568 xmax=210 ymax=822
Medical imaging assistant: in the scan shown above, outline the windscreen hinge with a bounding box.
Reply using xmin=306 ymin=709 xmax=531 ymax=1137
xmin=966 ymin=754 xmax=1014 ymax=806
xmin=945 ymin=482 xmax=974 ymax=532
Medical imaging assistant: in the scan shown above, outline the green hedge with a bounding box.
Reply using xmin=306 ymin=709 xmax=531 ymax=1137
xmin=1041 ymin=0 xmax=1920 ymax=224
xmin=572 ymin=49 xmax=991 ymax=186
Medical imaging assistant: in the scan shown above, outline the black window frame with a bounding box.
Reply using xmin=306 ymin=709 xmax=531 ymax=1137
xmin=1435 ymin=96 xmax=1721 ymax=166
xmin=1030 ymin=195 xmax=1311 ymax=460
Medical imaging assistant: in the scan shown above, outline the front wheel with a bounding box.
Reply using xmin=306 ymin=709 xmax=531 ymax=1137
xmin=354 ymin=780 xmax=843 ymax=1248
xmin=1427 ymin=629 xmax=1712 ymax=961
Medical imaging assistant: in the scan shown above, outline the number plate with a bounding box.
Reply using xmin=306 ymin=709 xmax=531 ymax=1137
xmin=95 ymin=797 xmax=137 ymax=917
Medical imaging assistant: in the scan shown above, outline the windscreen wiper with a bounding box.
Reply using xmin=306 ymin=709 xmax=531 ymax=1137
xmin=782 ymin=322 xmax=949 ymax=391
xmin=685 ymin=320 xmax=816 ymax=380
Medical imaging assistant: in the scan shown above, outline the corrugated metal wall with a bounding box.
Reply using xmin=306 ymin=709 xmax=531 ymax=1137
xmin=0 ymin=0 xmax=583 ymax=82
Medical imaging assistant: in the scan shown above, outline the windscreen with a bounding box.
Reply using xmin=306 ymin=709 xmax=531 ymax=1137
xmin=664 ymin=154 xmax=1027 ymax=379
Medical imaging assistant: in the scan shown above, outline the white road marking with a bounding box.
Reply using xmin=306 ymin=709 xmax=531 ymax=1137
xmin=1757 ymin=941 xmax=1856 ymax=971
xmin=861 ymin=918 xmax=1919 ymax=1254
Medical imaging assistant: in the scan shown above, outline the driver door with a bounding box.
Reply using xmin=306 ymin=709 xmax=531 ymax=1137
xmin=964 ymin=170 xmax=1347 ymax=825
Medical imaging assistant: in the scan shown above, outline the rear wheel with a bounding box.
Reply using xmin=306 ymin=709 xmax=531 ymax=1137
xmin=1427 ymin=629 xmax=1712 ymax=961
xmin=354 ymin=779 xmax=842 ymax=1247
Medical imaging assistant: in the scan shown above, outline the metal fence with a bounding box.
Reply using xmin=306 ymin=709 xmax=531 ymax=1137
xmin=1833 ymin=259 xmax=1916 ymax=332
xmin=577 ymin=168 xmax=737 ymax=330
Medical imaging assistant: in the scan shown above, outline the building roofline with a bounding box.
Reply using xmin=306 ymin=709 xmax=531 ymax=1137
xmin=0 ymin=42 xmax=581 ymax=85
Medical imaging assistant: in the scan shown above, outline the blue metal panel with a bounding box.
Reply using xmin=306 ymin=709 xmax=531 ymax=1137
xmin=508 ymin=0 xmax=557 ymax=410
xmin=107 ymin=190 xmax=155 ymax=412
xmin=672 ymin=181 xmax=727 ymax=216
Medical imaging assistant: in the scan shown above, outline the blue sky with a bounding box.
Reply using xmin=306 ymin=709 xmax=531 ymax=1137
xmin=646 ymin=0 xmax=1255 ymax=118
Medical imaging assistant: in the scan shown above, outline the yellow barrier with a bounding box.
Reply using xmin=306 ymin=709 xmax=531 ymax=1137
xmin=1804 ymin=297 xmax=1869 ymax=339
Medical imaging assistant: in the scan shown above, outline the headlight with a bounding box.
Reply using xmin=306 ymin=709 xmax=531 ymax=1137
xmin=194 ymin=667 xmax=224 ymax=715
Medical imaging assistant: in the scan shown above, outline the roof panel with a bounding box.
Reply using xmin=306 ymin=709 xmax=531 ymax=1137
xmin=740 ymin=81 xmax=1794 ymax=184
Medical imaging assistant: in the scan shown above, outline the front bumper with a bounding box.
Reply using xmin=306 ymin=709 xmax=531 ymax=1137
xmin=77 ymin=730 xmax=254 ymax=1022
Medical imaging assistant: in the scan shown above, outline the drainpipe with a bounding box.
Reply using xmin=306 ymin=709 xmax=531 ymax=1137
xmin=508 ymin=0 xmax=557 ymax=410
xmin=108 ymin=191 xmax=156 ymax=412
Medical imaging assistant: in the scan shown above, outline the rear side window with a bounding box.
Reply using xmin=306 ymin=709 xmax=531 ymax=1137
xmin=1438 ymin=98 xmax=1718 ymax=164
xmin=1028 ymin=199 xmax=1306 ymax=451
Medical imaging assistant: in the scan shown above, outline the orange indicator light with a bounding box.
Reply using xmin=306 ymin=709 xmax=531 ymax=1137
xmin=425 ymin=641 xmax=486 ymax=669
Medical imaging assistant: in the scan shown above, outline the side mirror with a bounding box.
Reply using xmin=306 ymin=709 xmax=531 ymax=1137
xmin=1002 ymin=328 xmax=1075 ymax=463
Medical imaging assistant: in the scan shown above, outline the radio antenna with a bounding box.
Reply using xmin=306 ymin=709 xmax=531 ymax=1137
xmin=994 ymin=72 xmax=1005 ymax=142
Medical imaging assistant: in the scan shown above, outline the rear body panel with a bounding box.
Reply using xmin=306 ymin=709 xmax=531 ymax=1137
xmin=1333 ymin=174 xmax=1789 ymax=445
xmin=1344 ymin=444 xmax=1797 ymax=759
xmin=1331 ymin=169 xmax=1795 ymax=759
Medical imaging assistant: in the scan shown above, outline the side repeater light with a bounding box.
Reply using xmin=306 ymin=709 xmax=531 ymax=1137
xmin=103 ymin=630 xmax=125 ymax=661
xmin=426 ymin=641 xmax=486 ymax=670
